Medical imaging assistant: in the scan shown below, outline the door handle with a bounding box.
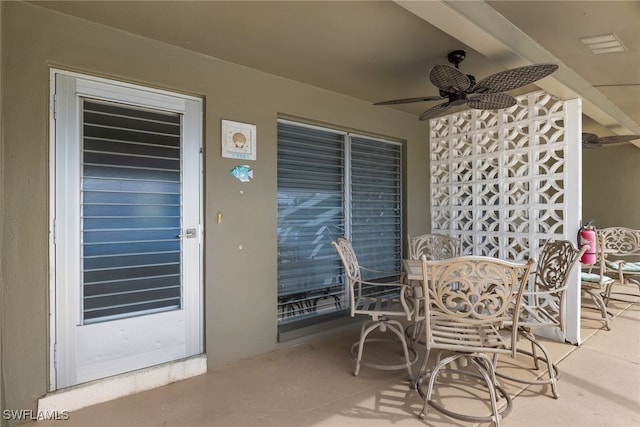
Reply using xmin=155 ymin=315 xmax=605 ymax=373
xmin=177 ymin=228 xmax=197 ymax=239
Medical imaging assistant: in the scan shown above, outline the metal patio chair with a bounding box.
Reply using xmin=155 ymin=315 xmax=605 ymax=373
xmin=496 ymin=239 xmax=586 ymax=399
xmin=406 ymin=233 xmax=461 ymax=343
xmin=332 ymin=237 xmax=417 ymax=380
xmin=581 ymin=232 xmax=616 ymax=330
xmin=415 ymin=255 xmax=535 ymax=427
xmin=599 ymin=227 xmax=640 ymax=303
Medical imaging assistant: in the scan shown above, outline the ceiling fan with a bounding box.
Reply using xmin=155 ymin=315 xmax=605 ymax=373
xmin=374 ymin=50 xmax=559 ymax=121
xmin=582 ymin=133 xmax=640 ymax=149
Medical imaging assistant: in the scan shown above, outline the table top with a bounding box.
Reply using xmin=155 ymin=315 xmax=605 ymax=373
xmin=403 ymin=259 xmax=423 ymax=281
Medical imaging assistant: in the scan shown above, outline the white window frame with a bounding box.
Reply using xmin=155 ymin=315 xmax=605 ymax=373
xmin=276 ymin=118 xmax=403 ymax=330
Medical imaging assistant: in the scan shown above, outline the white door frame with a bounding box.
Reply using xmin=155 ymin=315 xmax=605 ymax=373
xmin=48 ymin=68 xmax=204 ymax=390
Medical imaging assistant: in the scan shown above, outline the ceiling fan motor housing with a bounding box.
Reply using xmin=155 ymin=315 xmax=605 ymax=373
xmin=447 ymin=49 xmax=467 ymax=68
xmin=448 ymin=92 xmax=468 ymax=106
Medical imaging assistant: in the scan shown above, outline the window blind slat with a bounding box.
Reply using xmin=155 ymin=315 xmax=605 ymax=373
xmin=277 ymin=122 xmax=345 ymax=323
xmin=277 ymin=120 xmax=402 ymax=326
xmin=351 ymin=138 xmax=402 ymax=276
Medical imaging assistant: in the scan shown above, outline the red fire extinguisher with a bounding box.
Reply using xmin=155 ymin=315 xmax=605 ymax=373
xmin=579 ymin=221 xmax=597 ymax=265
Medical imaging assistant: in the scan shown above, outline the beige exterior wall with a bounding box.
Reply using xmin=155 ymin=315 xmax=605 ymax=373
xmin=3 ymin=0 xmax=637 ymax=415
xmin=0 ymin=2 xmax=430 ymax=411
xmin=0 ymin=0 xmax=5 ymax=424
xmin=583 ymin=144 xmax=640 ymax=230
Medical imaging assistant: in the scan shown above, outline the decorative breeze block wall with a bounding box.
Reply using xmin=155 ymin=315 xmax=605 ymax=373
xmin=430 ymin=90 xmax=580 ymax=261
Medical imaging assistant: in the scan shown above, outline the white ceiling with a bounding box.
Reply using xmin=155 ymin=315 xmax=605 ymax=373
xmin=31 ymin=0 xmax=640 ymax=138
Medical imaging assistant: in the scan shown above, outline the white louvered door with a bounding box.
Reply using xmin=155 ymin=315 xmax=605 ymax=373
xmin=52 ymin=71 xmax=203 ymax=388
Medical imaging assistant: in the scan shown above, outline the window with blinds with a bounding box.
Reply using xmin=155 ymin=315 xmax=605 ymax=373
xmin=82 ymin=99 xmax=183 ymax=323
xmin=277 ymin=120 xmax=403 ymax=325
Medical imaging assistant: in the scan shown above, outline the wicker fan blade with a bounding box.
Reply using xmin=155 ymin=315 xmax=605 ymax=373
xmin=581 ymin=133 xmax=639 ymax=149
xmin=582 ymin=133 xmax=599 ymax=144
xmin=467 ymin=93 xmax=517 ymax=110
xmin=430 ymin=64 xmax=471 ymax=93
xmin=473 ymin=64 xmax=559 ymax=93
xmin=582 ymin=142 xmax=603 ymax=149
xmin=595 ymin=134 xmax=640 ymax=145
xmin=419 ymin=102 xmax=453 ymax=121
xmin=373 ymin=95 xmax=444 ymax=105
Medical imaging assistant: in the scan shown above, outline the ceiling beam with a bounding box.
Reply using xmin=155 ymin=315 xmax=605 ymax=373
xmin=395 ymin=0 xmax=640 ymax=138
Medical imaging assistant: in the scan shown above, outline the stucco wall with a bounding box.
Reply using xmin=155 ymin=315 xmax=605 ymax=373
xmin=1 ymin=1 xmax=5 ymax=424
xmin=1 ymin=1 xmax=430 ymax=411
xmin=583 ymin=144 xmax=640 ymax=230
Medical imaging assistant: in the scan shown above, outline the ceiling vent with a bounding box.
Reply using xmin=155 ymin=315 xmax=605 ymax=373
xmin=579 ymin=33 xmax=626 ymax=54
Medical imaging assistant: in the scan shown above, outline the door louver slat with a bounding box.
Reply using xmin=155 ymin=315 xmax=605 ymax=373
xmin=81 ymin=99 xmax=183 ymax=323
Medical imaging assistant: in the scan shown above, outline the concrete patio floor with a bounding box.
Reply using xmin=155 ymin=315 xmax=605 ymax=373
xmin=34 ymin=282 xmax=640 ymax=427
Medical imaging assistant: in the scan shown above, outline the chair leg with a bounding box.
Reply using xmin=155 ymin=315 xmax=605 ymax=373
xmin=350 ymin=319 xmax=418 ymax=379
xmin=603 ymin=280 xmax=615 ymax=306
xmin=494 ymin=329 xmax=560 ymax=399
xmin=470 ymin=355 xmax=503 ymax=427
xmin=386 ymin=319 xmax=415 ymax=381
xmin=352 ymin=320 xmax=383 ymax=376
xmin=415 ymin=338 xmax=432 ymax=381
xmin=521 ymin=330 xmax=559 ymax=399
xmin=405 ymin=319 xmax=424 ymax=347
xmin=529 ymin=338 xmax=540 ymax=370
xmin=583 ymin=289 xmax=612 ymax=330
xmin=419 ymin=352 xmax=460 ymax=419
xmin=413 ymin=347 xmax=432 ymax=390
xmin=604 ymin=277 xmax=640 ymax=305
xmin=418 ymin=352 xmax=512 ymax=426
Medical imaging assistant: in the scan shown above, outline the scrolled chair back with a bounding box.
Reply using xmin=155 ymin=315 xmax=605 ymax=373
xmin=409 ymin=233 xmax=461 ymax=261
xmin=534 ymin=239 xmax=587 ymax=293
xmin=332 ymin=236 xmax=361 ymax=281
xmin=422 ymin=256 xmax=535 ymax=325
xmin=598 ymin=227 xmax=640 ymax=256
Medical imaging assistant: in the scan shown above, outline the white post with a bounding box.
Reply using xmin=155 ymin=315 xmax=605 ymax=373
xmin=563 ymin=98 xmax=583 ymax=344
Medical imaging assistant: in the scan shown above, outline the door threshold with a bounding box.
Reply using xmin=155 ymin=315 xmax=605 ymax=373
xmin=38 ymin=354 xmax=207 ymax=413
